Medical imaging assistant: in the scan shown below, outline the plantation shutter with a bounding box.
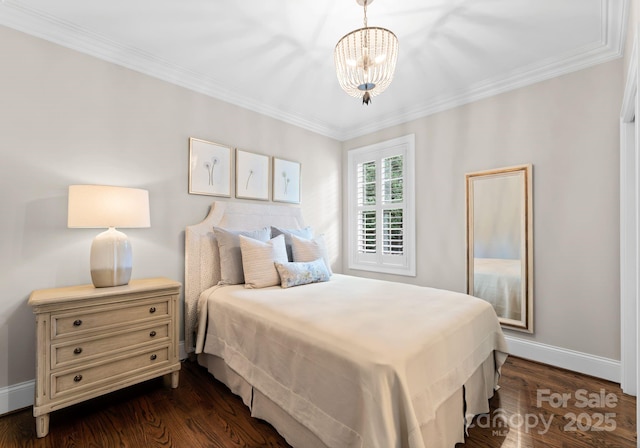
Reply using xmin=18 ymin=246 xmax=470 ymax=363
xmin=348 ymin=135 xmax=415 ymax=276
xmin=381 ymin=155 xmax=404 ymax=257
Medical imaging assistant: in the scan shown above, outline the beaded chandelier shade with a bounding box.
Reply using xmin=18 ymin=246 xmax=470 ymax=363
xmin=334 ymin=0 xmax=398 ymax=105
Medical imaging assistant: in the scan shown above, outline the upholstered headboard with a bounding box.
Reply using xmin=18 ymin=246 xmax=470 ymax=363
xmin=184 ymin=201 xmax=305 ymax=353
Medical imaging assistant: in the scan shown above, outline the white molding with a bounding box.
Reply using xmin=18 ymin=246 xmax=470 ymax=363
xmin=0 ymin=379 xmax=34 ymax=416
xmin=0 ymin=1 xmax=339 ymax=140
xmin=619 ymin=120 xmax=637 ymax=395
xmin=341 ymin=46 xmax=624 ymax=141
xmin=307 ymin=0 xmax=629 ymax=141
xmin=621 ymin=33 xmax=638 ymax=122
xmin=0 ymin=0 xmax=627 ymax=142
xmin=505 ymin=336 xmax=621 ymax=383
xmin=619 ymin=26 xmax=638 ymax=397
xmin=179 ymin=341 xmax=188 ymax=362
xmin=0 ymin=341 xmax=188 ymax=416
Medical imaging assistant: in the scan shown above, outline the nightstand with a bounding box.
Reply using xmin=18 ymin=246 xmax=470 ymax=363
xmin=28 ymin=277 xmax=182 ymax=438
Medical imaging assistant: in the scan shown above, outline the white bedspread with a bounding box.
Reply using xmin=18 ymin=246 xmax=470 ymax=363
xmin=196 ymin=274 xmax=507 ymax=448
xmin=473 ymin=258 xmax=522 ymax=320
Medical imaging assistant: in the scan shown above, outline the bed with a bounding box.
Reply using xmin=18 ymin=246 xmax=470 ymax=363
xmin=473 ymin=258 xmax=522 ymax=321
xmin=185 ymin=201 xmax=508 ymax=448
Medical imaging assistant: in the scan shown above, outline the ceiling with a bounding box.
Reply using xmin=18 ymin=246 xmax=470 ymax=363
xmin=0 ymin=0 xmax=627 ymax=141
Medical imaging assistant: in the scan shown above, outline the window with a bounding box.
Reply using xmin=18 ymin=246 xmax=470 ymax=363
xmin=347 ymin=134 xmax=415 ymax=276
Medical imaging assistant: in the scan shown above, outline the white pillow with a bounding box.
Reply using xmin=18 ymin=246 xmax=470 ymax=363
xmin=239 ymin=234 xmax=288 ymax=288
xmin=214 ymin=226 xmax=271 ymax=285
xmin=270 ymin=226 xmax=314 ymax=261
xmin=290 ymin=234 xmax=332 ymax=275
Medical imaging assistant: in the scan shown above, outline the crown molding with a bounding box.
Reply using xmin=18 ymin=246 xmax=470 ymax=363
xmin=338 ymin=0 xmax=627 ymax=140
xmin=0 ymin=0 xmax=627 ymax=142
xmin=0 ymin=1 xmax=341 ymax=139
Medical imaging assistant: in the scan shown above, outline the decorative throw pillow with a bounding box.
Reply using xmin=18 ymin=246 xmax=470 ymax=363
xmin=290 ymin=234 xmax=332 ymax=275
xmin=275 ymin=259 xmax=330 ymax=288
xmin=239 ymin=234 xmax=288 ymax=288
xmin=214 ymin=226 xmax=271 ymax=285
xmin=270 ymin=226 xmax=314 ymax=261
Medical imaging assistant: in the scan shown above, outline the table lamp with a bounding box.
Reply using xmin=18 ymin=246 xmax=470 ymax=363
xmin=68 ymin=185 xmax=150 ymax=288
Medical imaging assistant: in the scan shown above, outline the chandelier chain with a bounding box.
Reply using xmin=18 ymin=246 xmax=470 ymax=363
xmin=363 ymin=1 xmax=368 ymax=28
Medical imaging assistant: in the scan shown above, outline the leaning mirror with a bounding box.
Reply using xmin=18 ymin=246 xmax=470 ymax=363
xmin=466 ymin=164 xmax=533 ymax=333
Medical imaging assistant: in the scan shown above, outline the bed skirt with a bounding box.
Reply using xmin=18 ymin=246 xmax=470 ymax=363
xmin=197 ymin=351 xmax=504 ymax=448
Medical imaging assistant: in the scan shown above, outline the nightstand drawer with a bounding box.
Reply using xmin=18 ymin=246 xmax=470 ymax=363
xmin=52 ymin=298 xmax=169 ymax=338
xmin=52 ymin=346 xmax=170 ymax=397
xmin=52 ymin=322 xmax=170 ymax=369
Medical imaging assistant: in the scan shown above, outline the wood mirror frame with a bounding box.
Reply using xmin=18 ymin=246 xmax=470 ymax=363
xmin=466 ymin=164 xmax=533 ymax=333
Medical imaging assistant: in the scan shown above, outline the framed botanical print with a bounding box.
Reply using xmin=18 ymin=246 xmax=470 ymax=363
xmin=188 ymin=138 xmax=232 ymax=197
xmin=273 ymin=157 xmax=301 ymax=204
xmin=235 ymin=149 xmax=270 ymax=201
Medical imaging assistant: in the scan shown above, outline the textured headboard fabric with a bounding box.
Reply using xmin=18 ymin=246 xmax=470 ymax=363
xmin=184 ymin=201 xmax=305 ymax=353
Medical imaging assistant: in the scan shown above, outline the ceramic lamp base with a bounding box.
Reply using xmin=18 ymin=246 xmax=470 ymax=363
xmin=90 ymin=227 xmax=132 ymax=287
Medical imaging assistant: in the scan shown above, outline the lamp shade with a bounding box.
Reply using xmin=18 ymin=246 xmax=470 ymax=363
xmin=68 ymin=185 xmax=150 ymax=229
xmin=68 ymin=185 xmax=150 ymax=288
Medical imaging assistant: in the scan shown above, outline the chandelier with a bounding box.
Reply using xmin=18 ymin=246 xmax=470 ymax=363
xmin=334 ymin=0 xmax=398 ymax=105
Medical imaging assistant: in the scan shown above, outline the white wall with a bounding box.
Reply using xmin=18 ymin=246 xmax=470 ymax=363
xmin=0 ymin=25 xmax=342 ymax=391
xmin=343 ymin=59 xmax=623 ymax=362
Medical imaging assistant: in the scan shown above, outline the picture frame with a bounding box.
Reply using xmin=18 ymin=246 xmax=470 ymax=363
xmin=273 ymin=157 xmax=301 ymax=204
xmin=188 ymin=138 xmax=232 ymax=197
xmin=235 ymin=149 xmax=270 ymax=201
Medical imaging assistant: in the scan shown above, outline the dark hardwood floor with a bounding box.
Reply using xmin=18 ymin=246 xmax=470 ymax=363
xmin=0 ymin=356 xmax=636 ymax=447
xmin=460 ymin=357 xmax=636 ymax=448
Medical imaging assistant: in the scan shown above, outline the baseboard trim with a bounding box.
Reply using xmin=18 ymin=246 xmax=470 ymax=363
xmin=505 ymin=335 xmax=621 ymax=383
xmin=1 ymin=341 xmax=188 ymax=416
xmin=179 ymin=341 xmax=188 ymax=361
xmin=0 ymin=379 xmax=34 ymax=416
xmin=2 ymin=339 xmax=620 ymax=415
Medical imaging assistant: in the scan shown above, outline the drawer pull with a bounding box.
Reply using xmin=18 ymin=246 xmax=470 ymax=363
xmin=73 ymin=319 xmax=83 ymax=327
xmin=149 ymin=331 xmax=157 ymax=338
xmin=73 ymin=375 xmax=83 ymax=383
xmin=150 ymin=354 xmax=157 ymax=361
xmin=73 ymin=347 xmax=83 ymax=355
xmin=149 ymin=307 xmax=156 ymax=314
